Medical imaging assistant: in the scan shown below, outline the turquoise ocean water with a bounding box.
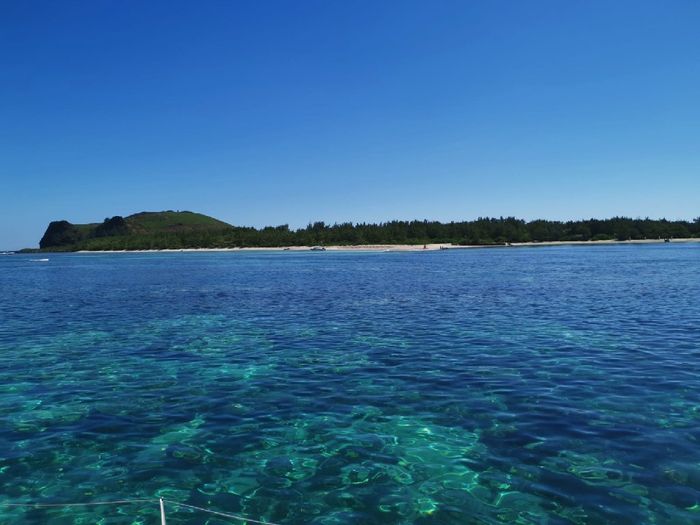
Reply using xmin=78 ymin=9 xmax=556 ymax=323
xmin=1 ymin=246 xmax=699 ymax=524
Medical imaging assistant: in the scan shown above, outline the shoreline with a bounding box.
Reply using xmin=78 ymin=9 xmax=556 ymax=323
xmin=67 ymin=238 xmax=700 ymax=253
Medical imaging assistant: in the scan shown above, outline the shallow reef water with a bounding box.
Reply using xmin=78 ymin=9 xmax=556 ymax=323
xmin=1 ymin=246 xmax=699 ymax=524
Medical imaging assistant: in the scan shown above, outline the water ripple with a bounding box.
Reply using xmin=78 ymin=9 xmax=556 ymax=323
xmin=1 ymin=246 xmax=699 ymax=523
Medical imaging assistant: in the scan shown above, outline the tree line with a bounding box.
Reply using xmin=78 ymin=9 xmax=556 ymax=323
xmin=43 ymin=216 xmax=700 ymax=250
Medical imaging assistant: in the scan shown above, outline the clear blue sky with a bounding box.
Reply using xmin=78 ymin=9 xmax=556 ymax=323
xmin=1 ymin=1 xmax=699 ymax=249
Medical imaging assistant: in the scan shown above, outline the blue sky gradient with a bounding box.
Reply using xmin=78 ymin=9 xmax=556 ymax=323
xmin=2 ymin=1 xmax=699 ymax=248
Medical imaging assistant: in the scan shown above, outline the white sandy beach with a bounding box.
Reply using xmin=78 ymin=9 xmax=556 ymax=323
xmin=74 ymin=238 xmax=700 ymax=253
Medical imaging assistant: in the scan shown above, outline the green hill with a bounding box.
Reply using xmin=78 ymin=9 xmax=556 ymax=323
xmin=126 ymin=211 xmax=231 ymax=233
xmin=39 ymin=211 xmax=234 ymax=250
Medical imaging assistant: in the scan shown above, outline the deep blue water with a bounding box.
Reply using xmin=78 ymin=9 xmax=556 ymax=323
xmin=1 ymin=246 xmax=699 ymax=524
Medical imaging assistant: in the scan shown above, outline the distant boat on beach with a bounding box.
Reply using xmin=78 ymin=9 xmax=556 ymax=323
xmin=310 ymin=246 xmax=326 ymax=251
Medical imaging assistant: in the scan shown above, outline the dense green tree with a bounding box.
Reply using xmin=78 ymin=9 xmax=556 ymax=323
xmin=36 ymin=211 xmax=700 ymax=251
xmin=94 ymin=216 xmax=129 ymax=237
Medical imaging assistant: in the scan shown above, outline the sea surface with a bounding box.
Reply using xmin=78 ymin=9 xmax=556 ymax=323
xmin=1 ymin=246 xmax=699 ymax=524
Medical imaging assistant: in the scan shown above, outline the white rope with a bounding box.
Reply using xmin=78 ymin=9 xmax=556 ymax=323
xmin=160 ymin=497 xmax=167 ymax=525
xmin=163 ymin=499 xmax=283 ymax=525
xmin=0 ymin=496 xmax=284 ymax=524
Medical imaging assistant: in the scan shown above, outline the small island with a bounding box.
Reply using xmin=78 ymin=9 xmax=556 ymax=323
xmin=32 ymin=211 xmax=700 ymax=252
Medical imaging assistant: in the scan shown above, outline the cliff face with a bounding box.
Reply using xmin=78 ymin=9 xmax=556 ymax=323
xmin=39 ymin=221 xmax=87 ymax=249
xmin=37 ymin=211 xmax=234 ymax=250
xmin=93 ymin=216 xmax=129 ymax=237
